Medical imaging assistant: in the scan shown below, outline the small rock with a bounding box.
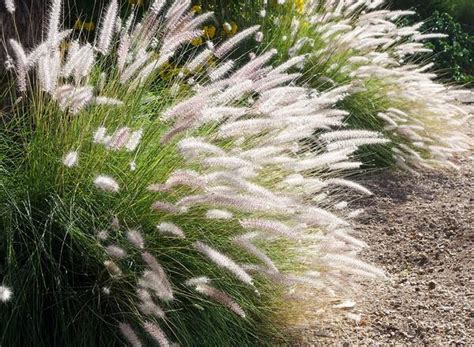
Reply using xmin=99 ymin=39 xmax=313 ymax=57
xmin=334 ymin=299 xmax=356 ymax=309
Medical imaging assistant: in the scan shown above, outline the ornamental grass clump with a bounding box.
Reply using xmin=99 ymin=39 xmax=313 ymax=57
xmin=202 ymin=0 xmax=473 ymax=170
xmin=1 ymin=0 xmax=384 ymax=345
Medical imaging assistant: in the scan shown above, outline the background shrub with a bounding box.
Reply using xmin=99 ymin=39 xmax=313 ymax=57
xmin=390 ymin=0 xmax=474 ymax=86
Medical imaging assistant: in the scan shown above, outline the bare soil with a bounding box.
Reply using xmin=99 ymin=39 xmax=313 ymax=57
xmin=301 ymin=157 xmax=473 ymax=345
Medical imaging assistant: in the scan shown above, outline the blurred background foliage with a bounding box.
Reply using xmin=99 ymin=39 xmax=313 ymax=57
xmin=391 ymin=0 xmax=474 ymax=86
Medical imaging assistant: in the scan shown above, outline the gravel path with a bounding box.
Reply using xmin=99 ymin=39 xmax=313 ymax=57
xmin=300 ymin=157 xmax=473 ymax=345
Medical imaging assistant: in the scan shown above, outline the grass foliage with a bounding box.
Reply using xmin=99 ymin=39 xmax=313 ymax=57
xmin=0 ymin=0 xmax=389 ymax=345
xmin=0 ymin=0 xmax=471 ymax=346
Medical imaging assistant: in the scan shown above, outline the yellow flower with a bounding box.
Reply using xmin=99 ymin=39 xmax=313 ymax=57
xmin=191 ymin=37 xmax=203 ymax=46
xmin=129 ymin=0 xmax=143 ymax=6
xmin=159 ymin=62 xmax=186 ymax=81
xmin=192 ymin=5 xmax=202 ymax=13
xmin=74 ymin=19 xmax=95 ymax=32
xmin=295 ymin=0 xmax=305 ymax=14
xmin=82 ymin=21 xmax=95 ymax=31
xmin=231 ymin=22 xmax=238 ymax=35
xmin=203 ymin=25 xmax=216 ymax=39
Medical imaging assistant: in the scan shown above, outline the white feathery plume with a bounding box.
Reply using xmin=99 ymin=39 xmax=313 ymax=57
xmin=97 ymin=0 xmax=118 ymax=54
xmin=150 ymin=0 xmax=166 ymax=15
xmin=320 ymin=130 xmax=382 ymax=142
xmin=177 ymin=192 xmax=289 ymax=214
xmin=185 ymin=276 xmax=211 ymax=287
xmin=233 ymin=233 xmax=279 ymax=273
xmin=137 ymin=288 xmax=165 ymax=318
xmin=199 ymin=106 xmax=246 ymax=124
xmin=93 ymin=97 xmax=123 ymax=106
xmin=194 ymin=283 xmax=246 ymax=318
xmin=94 ymin=175 xmax=120 ymax=193
xmin=298 ymin=207 xmax=350 ymax=227
xmin=117 ymin=34 xmax=131 ymax=73
xmin=47 ymin=0 xmax=62 ymax=43
xmin=93 ymin=127 xmax=107 ymax=144
xmin=143 ymin=322 xmax=170 ymax=347
xmin=138 ymin=271 xmax=173 ymax=301
xmin=329 ymin=161 xmax=363 ymax=170
xmin=96 ymin=230 xmax=109 ymax=241
xmin=201 ymin=156 xmax=253 ymax=170
xmin=54 ymin=85 xmax=94 ymax=113
xmin=119 ymin=323 xmax=142 ymax=347
xmin=292 ymin=149 xmax=351 ymax=172
xmin=331 ymin=229 xmax=367 ymax=248
xmin=269 ymin=55 xmax=307 ymax=75
xmin=217 ymin=119 xmax=275 ymax=139
xmin=147 ymin=183 xmax=170 ymax=193
xmin=63 ymin=151 xmax=78 ymax=168
xmin=253 ymin=73 xmax=302 ymax=93
xmin=324 ymin=178 xmax=373 ymax=196
xmin=125 ymin=130 xmax=143 ymax=152
xmin=165 ymin=170 xmax=206 ymax=189
xmin=130 ymin=55 xmax=173 ymax=88
xmin=326 ymin=138 xmax=390 ymax=151
xmin=0 ymin=286 xmax=13 ymax=303
xmin=38 ymin=51 xmax=61 ymax=94
xmin=112 ymin=215 xmax=121 ymax=231
xmin=141 ymin=252 xmax=174 ymax=301
xmin=105 ymin=245 xmax=127 ymax=258
xmin=193 ymin=242 xmax=254 ymax=286
xmin=214 ymin=25 xmax=261 ymax=58
xmin=161 ymin=30 xmax=203 ymax=54
xmin=120 ymin=50 xmax=151 ymax=83
xmin=185 ymin=49 xmax=213 ymax=72
xmin=208 ymin=60 xmax=235 ymax=81
xmin=107 ymin=127 xmax=131 ymax=150
xmin=103 ymin=260 xmax=122 ymax=276
xmin=9 ymin=39 xmax=28 ymax=91
xmin=151 ymin=201 xmax=181 ymax=214
xmin=240 ymin=219 xmax=299 ymax=239
xmin=178 ymin=138 xmax=226 ymax=157
xmin=4 ymin=0 xmax=15 ymax=13
xmin=214 ymin=80 xmax=254 ymax=105
xmin=62 ymin=43 xmax=87 ymax=77
xmin=232 ymin=49 xmax=277 ymax=80
xmin=181 ymin=12 xmax=214 ymax=32
xmin=157 ymin=222 xmax=185 ymax=238
xmin=205 ymin=209 xmax=233 ymax=220
xmin=73 ymin=45 xmax=96 ymax=82
xmin=164 ymin=0 xmax=191 ymax=28
xmin=323 ymin=254 xmax=386 ymax=278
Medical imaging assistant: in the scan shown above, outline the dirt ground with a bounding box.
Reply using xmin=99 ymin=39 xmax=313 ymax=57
xmin=300 ymin=156 xmax=473 ymax=345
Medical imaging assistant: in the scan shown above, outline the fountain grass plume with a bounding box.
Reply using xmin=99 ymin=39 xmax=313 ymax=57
xmin=202 ymin=0 xmax=473 ymax=170
xmin=0 ymin=0 xmax=385 ymax=345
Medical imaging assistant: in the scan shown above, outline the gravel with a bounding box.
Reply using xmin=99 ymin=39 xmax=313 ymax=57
xmin=299 ymin=156 xmax=473 ymax=345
